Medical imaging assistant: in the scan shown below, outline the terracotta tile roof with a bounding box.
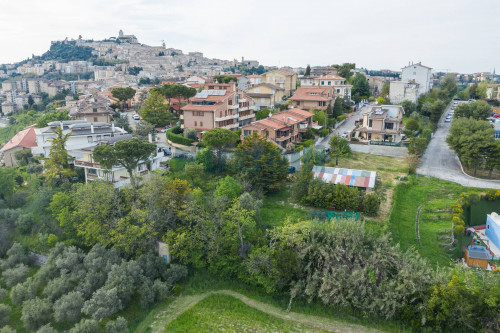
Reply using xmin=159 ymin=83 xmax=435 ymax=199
xmin=256 ymin=118 xmax=289 ymax=130
xmin=270 ymin=112 xmax=305 ymax=125
xmin=0 ymin=126 xmax=37 ymax=152
xmin=246 ymin=75 xmax=262 ymax=78
xmin=287 ymin=108 xmax=315 ymax=118
xmin=290 ymin=87 xmax=334 ymax=101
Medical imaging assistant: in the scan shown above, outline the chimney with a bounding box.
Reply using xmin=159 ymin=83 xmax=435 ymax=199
xmin=111 ymin=121 xmax=115 ymax=132
xmin=91 ymin=123 xmax=94 ymax=134
xmin=60 ymin=121 xmax=63 ymax=130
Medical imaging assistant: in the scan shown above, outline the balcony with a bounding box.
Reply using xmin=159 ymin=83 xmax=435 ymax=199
xmin=74 ymin=160 xmax=100 ymax=168
xmin=275 ymin=134 xmax=291 ymax=142
xmin=215 ymin=113 xmax=238 ymax=121
xmin=239 ymin=113 xmax=254 ymax=121
xmin=220 ymin=123 xmax=239 ymax=130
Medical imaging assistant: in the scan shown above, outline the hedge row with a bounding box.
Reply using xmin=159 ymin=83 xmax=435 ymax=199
xmin=166 ymin=126 xmax=195 ymax=146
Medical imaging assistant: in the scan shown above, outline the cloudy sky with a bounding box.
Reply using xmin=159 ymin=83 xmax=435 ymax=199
xmin=0 ymin=0 xmax=498 ymax=73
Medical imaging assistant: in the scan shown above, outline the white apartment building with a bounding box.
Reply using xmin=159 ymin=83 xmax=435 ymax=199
xmin=32 ymin=120 xmax=128 ymax=159
xmin=390 ymin=62 xmax=432 ymax=103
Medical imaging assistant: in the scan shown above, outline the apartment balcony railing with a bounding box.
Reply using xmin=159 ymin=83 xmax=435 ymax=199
xmin=275 ymin=134 xmax=291 ymax=142
xmin=220 ymin=123 xmax=239 ymax=130
xmin=239 ymin=113 xmax=254 ymax=120
xmin=215 ymin=114 xmax=238 ymax=121
xmin=74 ymin=160 xmax=100 ymax=168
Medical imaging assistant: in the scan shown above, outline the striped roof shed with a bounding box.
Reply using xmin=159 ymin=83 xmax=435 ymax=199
xmin=312 ymin=166 xmax=376 ymax=189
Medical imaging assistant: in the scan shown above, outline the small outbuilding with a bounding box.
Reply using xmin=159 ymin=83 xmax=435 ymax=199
xmin=464 ymin=245 xmax=491 ymax=269
xmin=312 ymin=166 xmax=377 ymax=189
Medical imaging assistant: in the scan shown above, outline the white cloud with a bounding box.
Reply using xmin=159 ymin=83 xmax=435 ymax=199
xmin=0 ymin=0 xmax=498 ymax=73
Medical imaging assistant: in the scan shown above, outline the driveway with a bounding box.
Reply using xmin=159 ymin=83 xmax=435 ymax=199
xmin=416 ymin=102 xmax=500 ymax=189
xmin=125 ymin=109 xmax=138 ymax=131
xmin=316 ymin=103 xmax=372 ymax=149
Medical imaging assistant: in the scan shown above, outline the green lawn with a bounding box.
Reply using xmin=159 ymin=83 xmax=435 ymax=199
xmin=261 ymin=186 xmax=308 ymax=228
xmin=163 ymin=293 xmax=330 ymax=333
xmin=390 ymin=176 xmax=476 ymax=266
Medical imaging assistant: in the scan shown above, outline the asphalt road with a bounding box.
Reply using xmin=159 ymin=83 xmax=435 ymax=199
xmin=416 ymin=101 xmax=500 ymax=189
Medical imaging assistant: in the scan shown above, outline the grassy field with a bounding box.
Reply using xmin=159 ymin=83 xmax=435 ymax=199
xmin=328 ymin=152 xmax=409 ymax=222
xmin=390 ymin=176 xmax=476 ymax=266
xmin=135 ymin=270 xmax=408 ymax=333
xmin=163 ymin=293 xmax=331 ymax=333
xmin=261 ymin=185 xmax=308 ymax=228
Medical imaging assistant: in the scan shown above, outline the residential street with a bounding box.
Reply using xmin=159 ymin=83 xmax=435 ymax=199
xmin=416 ymin=102 xmax=500 ymax=189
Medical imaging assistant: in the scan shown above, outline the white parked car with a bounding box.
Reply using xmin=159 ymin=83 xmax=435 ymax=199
xmin=133 ymin=114 xmax=140 ymax=120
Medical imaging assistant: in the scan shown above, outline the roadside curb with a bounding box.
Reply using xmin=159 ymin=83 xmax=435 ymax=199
xmin=455 ymin=155 xmax=500 ymax=183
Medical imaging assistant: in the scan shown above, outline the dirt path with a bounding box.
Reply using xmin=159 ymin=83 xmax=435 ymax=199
xmin=140 ymin=290 xmax=386 ymax=333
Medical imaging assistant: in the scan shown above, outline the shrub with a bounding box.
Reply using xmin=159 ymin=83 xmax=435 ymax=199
xmin=166 ymin=127 xmax=194 ymax=146
xmin=363 ymin=193 xmax=381 ymax=216
xmin=332 ymin=184 xmax=360 ymax=211
xmin=337 ymin=115 xmax=346 ymax=122
xmin=183 ymin=128 xmax=198 ymax=141
xmin=170 ymin=125 xmax=183 ymax=134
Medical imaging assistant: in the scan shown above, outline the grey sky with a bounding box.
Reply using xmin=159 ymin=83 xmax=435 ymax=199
xmin=1 ymin=0 xmax=498 ymax=73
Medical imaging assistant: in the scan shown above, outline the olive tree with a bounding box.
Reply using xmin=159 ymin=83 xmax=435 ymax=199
xmin=53 ymin=291 xmax=84 ymax=323
xmin=21 ymin=297 xmax=52 ymax=331
xmin=0 ymin=304 xmax=11 ymax=327
xmin=106 ymin=317 xmax=128 ymax=333
xmin=68 ymin=319 xmax=99 ymax=333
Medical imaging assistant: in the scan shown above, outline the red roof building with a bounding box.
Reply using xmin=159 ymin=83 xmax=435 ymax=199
xmin=289 ymin=86 xmax=337 ymax=110
xmin=181 ymin=82 xmax=255 ymax=138
xmin=0 ymin=126 xmax=37 ymax=166
xmin=240 ymin=108 xmax=316 ymax=149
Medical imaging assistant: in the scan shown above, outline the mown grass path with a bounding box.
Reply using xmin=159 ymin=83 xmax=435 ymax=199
xmin=138 ymin=290 xmax=386 ymax=333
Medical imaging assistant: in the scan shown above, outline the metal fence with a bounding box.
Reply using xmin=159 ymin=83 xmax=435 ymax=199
xmin=370 ymin=140 xmax=409 ymax=147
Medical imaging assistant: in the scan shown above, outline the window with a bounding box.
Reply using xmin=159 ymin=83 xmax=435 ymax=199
xmin=337 ymin=89 xmax=340 ymax=93
xmin=200 ymin=121 xmax=203 ymax=127
xmin=385 ymin=122 xmax=394 ymax=130
xmin=368 ymin=119 xmax=373 ymax=128
xmin=244 ymin=130 xmax=251 ymax=136
xmin=495 ymin=131 xmax=500 ymax=139
xmin=87 ymin=136 xmax=93 ymax=143
xmin=88 ymin=168 xmax=97 ymax=175
xmin=321 ymin=81 xmax=325 ymax=85
xmin=93 ymin=108 xmax=97 ymax=113
xmin=104 ymin=134 xmax=110 ymax=138
xmin=194 ymin=121 xmax=197 ymax=126
xmin=93 ymin=117 xmax=98 ymax=122
xmin=328 ymin=81 xmax=331 ymax=85
xmin=96 ymin=135 xmax=101 ymax=141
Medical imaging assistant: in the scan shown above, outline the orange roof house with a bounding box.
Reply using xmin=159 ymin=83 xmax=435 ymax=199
xmin=0 ymin=126 xmax=37 ymax=167
xmin=289 ymin=86 xmax=337 ymax=110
